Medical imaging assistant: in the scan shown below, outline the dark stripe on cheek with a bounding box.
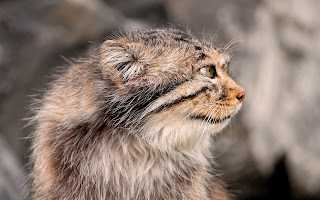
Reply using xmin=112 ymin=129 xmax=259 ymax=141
xmin=137 ymin=79 xmax=190 ymax=109
xmin=152 ymin=86 xmax=209 ymax=113
xmin=111 ymin=79 xmax=192 ymax=124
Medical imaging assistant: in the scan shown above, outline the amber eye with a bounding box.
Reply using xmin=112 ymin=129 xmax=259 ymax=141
xmin=200 ymin=65 xmax=217 ymax=79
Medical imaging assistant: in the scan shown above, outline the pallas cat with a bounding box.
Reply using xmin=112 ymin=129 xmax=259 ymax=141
xmin=30 ymin=28 xmax=245 ymax=200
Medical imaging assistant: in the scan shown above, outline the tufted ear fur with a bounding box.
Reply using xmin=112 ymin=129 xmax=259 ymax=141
xmin=100 ymin=39 xmax=146 ymax=82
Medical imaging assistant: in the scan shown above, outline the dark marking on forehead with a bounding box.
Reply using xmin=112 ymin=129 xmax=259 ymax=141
xmin=130 ymin=28 xmax=208 ymax=51
xmin=145 ymin=30 xmax=158 ymax=35
xmin=195 ymin=46 xmax=202 ymax=50
xmin=173 ymin=31 xmax=192 ymax=39
xmin=174 ymin=37 xmax=189 ymax=43
xmin=196 ymin=53 xmax=207 ymax=61
xmin=172 ymin=31 xmax=192 ymax=43
xmin=149 ymin=35 xmax=157 ymax=40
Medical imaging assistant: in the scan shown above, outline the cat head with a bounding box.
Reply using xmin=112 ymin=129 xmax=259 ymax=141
xmin=99 ymin=28 xmax=245 ymax=150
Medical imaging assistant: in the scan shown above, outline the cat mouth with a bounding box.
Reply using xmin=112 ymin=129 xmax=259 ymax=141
xmin=190 ymin=114 xmax=231 ymax=124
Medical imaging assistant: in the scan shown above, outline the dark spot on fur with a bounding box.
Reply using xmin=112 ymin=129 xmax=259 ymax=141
xmin=195 ymin=46 xmax=202 ymax=50
xmin=196 ymin=53 xmax=207 ymax=61
xmin=174 ymin=37 xmax=188 ymax=42
xmin=191 ymin=65 xmax=194 ymax=79
xmin=209 ymin=84 xmax=218 ymax=92
xmin=148 ymin=35 xmax=157 ymax=40
xmin=146 ymin=30 xmax=158 ymax=35
xmin=218 ymin=88 xmax=228 ymax=100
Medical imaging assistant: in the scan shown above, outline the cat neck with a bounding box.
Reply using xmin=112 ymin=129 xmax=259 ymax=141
xmin=89 ymin=129 xmax=211 ymax=199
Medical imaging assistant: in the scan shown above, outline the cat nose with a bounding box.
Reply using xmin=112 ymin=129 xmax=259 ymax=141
xmin=236 ymin=90 xmax=245 ymax=102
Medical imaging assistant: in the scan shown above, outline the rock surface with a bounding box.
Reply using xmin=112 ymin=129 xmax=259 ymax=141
xmin=0 ymin=0 xmax=319 ymax=199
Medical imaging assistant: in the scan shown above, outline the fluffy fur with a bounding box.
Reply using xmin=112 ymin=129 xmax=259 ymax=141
xmin=29 ymin=28 xmax=245 ymax=200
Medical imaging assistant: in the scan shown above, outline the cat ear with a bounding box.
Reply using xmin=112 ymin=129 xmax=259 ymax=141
xmin=100 ymin=39 xmax=145 ymax=82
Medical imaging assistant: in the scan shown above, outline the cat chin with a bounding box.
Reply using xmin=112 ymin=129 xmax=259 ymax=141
xmin=192 ymin=117 xmax=231 ymax=135
xmin=142 ymin=112 xmax=233 ymax=151
xmin=231 ymin=103 xmax=243 ymax=117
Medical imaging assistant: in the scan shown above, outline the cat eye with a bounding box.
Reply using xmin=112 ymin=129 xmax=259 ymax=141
xmin=200 ymin=65 xmax=217 ymax=79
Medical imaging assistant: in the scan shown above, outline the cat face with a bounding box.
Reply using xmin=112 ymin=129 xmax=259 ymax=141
xmin=100 ymin=28 xmax=245 ymax=150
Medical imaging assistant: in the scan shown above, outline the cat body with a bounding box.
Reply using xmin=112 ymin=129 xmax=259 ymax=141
xmin=30 ymin=28 xmax=244 ymax=200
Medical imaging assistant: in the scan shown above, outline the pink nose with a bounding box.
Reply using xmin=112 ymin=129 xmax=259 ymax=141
xmin=236 ymin=91 xmax=245 ymax=102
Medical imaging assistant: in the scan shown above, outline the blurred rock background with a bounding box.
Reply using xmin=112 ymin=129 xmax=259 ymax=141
xmin=0 ymin=0 xmax=319 ymax=199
